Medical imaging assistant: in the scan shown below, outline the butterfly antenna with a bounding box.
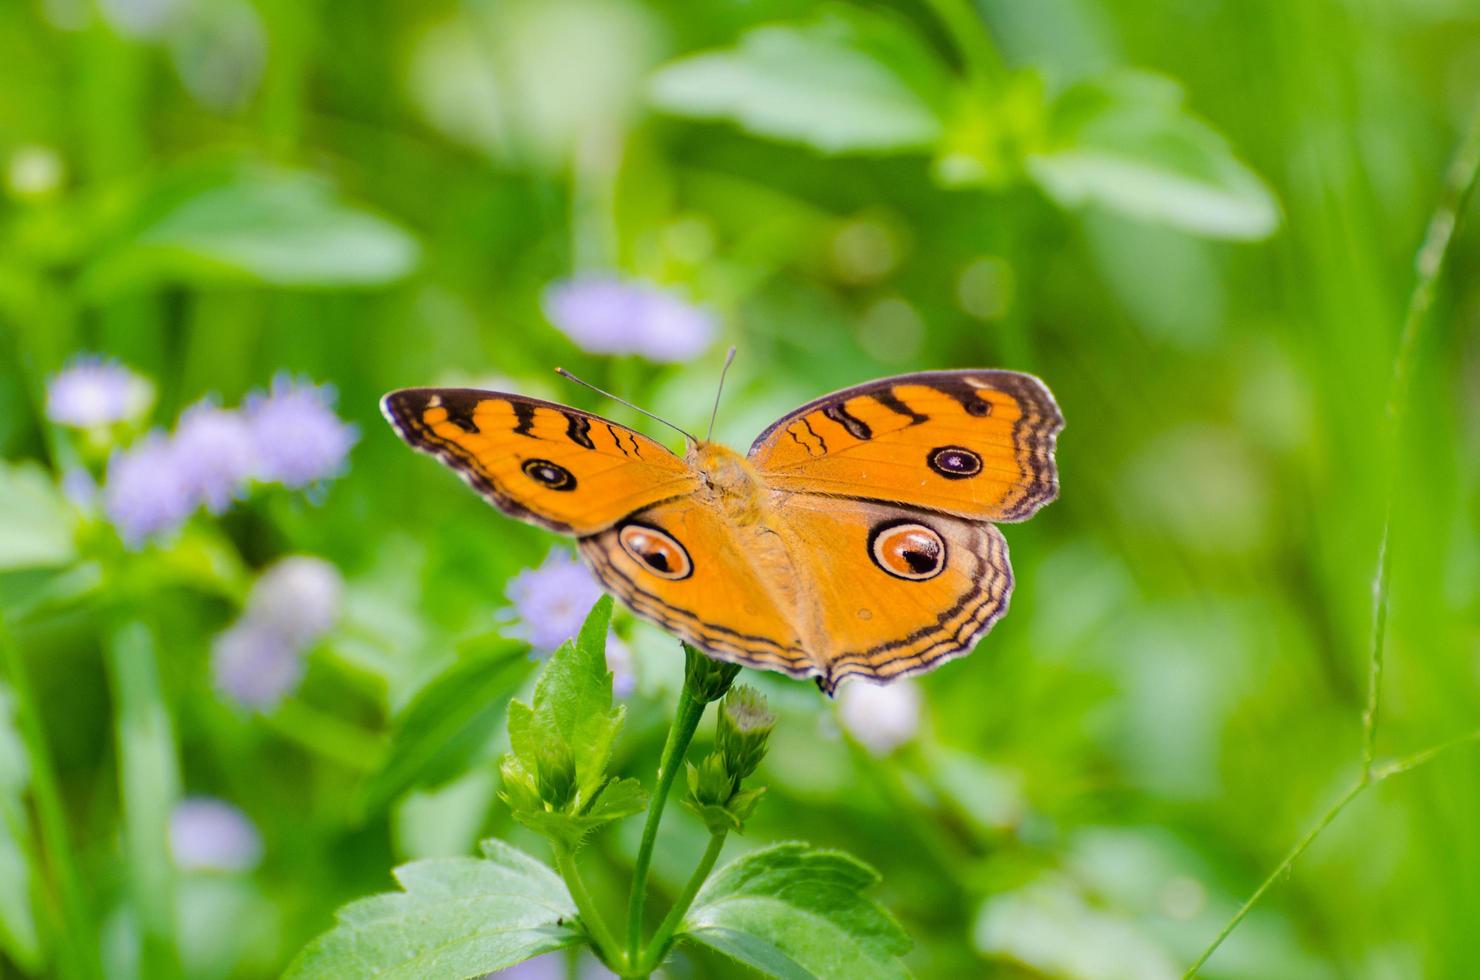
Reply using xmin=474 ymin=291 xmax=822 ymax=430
xmin=554 ymin=367 xmax=700 ymax=443
xmin=705 ymin=346 xmax=738 ymax=442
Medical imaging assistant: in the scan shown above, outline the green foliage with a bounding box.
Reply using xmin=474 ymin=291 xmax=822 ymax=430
xmin=1026 ymin=71 xmax=1280 ymax=240
xmin=0 ymin=684 xmax=40 ymax=973
xmin=357 ymin=641 xmax=531 ymax=816
xmin=501 ymin=596 xmax=648 ymax=850
xmin=680 ymin=844 xmax=911 ymax=979
xmin=0 ymin=463 xmax=75 ymax=572
xmin=81 ymin=165 xmax=421 ymax=298
xmin=650 ymin=12 xmax=950 ymax=155
xmin=284 ymin=839 xmax=582 ymax=979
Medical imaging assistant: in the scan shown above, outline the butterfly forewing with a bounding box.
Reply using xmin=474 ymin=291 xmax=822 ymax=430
xmin=382 ymin=388 xmax=698 ymax=535
xmin=748 ymin=370 xmax=1063 ymax=523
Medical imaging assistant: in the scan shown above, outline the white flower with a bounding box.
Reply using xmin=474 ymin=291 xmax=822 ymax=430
xmin=837 ymin=679 xmax=922 ymax=756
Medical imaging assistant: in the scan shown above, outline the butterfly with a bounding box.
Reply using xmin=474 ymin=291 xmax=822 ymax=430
xmin=382 ymin=369 xmax=1062 ymax=694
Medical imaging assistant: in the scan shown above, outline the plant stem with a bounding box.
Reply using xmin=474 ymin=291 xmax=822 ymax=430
xmin=625 ymin=681 xmax=707 ymax=962
xmin=553 ymin=844 xmax=626 ymax=973
xmin=1360 ymin=102 xmax=1480 ymax=773
xmin=0 ymin=617 xmax=102 ymax=980
xmin=1183 ymin=727 xmax=1480 ymax=978
xmin=638 ymin=831 xmax=727 ymax=973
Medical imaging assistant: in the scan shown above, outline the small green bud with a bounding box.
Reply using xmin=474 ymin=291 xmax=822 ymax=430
xmin=684 ymin=643 xmax=742 ymax=703
xmin=716 ymin=685 xmax=775 ymax=781
xmin=725 ymin=787 xmax=766 ymax=828
xmin=498 ymin=757 xmax=543 ymax=814
xmin=534 ymin=739 xmax=577 ymax=810
xmin=687 ymin=752 xmax=737 ymax=808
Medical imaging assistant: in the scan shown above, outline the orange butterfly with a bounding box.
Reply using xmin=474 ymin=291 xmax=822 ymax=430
xmin=382 ymin=369 xmax=1062 ymax=693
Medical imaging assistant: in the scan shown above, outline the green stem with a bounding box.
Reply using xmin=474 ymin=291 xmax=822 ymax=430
xmin=105 ymin=620 xmax=182 ymax=980
xmin=0 ymin=618 xmax=102 ymax=980
xmin=1182 ymin=777 xmax=1366 ymax=978
xmin=638 ymin=832 xmax=727 ymax=973
xmin=1183 ymin=728 xmax=1480 ymax=977
xmin=554 ymin=844 xmax=626 ymax=972
xmin=625 ymin=682 xmax=707 ymax=961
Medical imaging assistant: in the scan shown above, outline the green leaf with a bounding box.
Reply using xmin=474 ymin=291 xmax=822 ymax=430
xmin=357 ymin=641 xmax=531 ymax=817
xmin=0 ymin=683 xmax=41 ymax=973
xmin=80 ymin=164 xmax=420 ymax=297
xmin=502 ymin=597 xmax=648 ymax=848
xmin=1027 ymin=70 xmax=1280 ymax=240
xmin=514 ymin=596 xmax=622 ymax=806
xmin=649 ymin=13 xmax=951 ymax=155
xmin=0 ymin=463 xmax=76 ymax=573
xmin=284 ymin=839 xmax=582 ymax=980
xmin=680 ymin=843 xmax=910 ymax=979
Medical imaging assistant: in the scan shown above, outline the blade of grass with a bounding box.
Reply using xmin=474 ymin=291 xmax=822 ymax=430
xmin=0 ymin=617 xmax=101 ymax=980
xmin=105 ymin=620 xmax=183 ymax=980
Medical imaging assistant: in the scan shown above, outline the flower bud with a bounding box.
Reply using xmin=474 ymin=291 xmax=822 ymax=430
xmin=534 ymin=739 xmax=577 ymax=810
xmin=687 ymin=752 xmax=737 ymax=809
xmin=498 ymin=757 xmax=543 ymax=814
xmin=716 ymin=686 xmax=775 ymax=781
xmin=684 ymin=643 xmax=741 ymax=703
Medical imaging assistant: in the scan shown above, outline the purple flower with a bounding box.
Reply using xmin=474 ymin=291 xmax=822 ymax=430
xmin=61 ymin=467 xmax=98 ymax=511
xmin=103 ymin=433 xmax=196 ymax=547
xmin=606 ymin=635 xmax=635 ymax=698
xmin=542 ymin=276 xmax=717 ymax=362
xmin=484 ymin=952 xmax=615 ymax=979
xmin=244 ymin=376 xmax=358 ymax=488
xmin=505 ymin=550 xmax=605 ymax=654
xmin=211 ymin=555 xmax=343 ymax=710
xmin=211 ymin=620 xmax=304 ymax=710
xmin=246 ymin=556 xmax=343 ymax=649
xmin=172 ymin=401 xmax=256 ymax=514
xmin=46 ymin=356 xmax=152 ymax=429
xmin=170 ymin=797 xmax=263 ymax=872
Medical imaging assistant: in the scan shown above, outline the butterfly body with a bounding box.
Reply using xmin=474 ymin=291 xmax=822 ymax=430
xmin=383 ymin=370 xmax=1062 ymax=693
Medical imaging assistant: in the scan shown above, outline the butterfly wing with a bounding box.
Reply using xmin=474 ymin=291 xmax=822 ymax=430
xmin=770 ymin=495 xmax=1012 ymax=693
xmin=748 ymin=370 xmax=1063 ymax=522
xmin=382 ymin=388 xmax=698 ymax=535
xmin=577 ymin=498 xmax=813 ymax=678
xmin=576 ymin=491 xmax=1013 ymax=693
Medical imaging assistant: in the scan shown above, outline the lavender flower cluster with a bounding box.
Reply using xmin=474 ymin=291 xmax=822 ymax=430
xmin=46 ymin=359 xmax=358 ymax=547
xmin=542 ymin=275 xmax=717 ymax=363
xmin=504 ymin=549 xmax=634 ymax=696
xmin=213 ymin=555 xmax=344 ymax=710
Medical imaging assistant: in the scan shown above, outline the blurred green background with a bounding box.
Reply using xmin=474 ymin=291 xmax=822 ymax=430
xmin=2 ymin=0 xmax=1479 ymax=977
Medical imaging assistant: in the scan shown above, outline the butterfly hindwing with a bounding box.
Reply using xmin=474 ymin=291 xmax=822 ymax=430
xmin=748 ymin=370 xmax=1063 ymax=523
xmin=577 ymin=491 xmax=1013 ymax=693
xmin=772 ymin=495 xmax=1012 ymax=692
xmin=578 ymin=497 xmax=813 ymax=678
xmin=382 ymin=388 xmax=698 ymax=535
